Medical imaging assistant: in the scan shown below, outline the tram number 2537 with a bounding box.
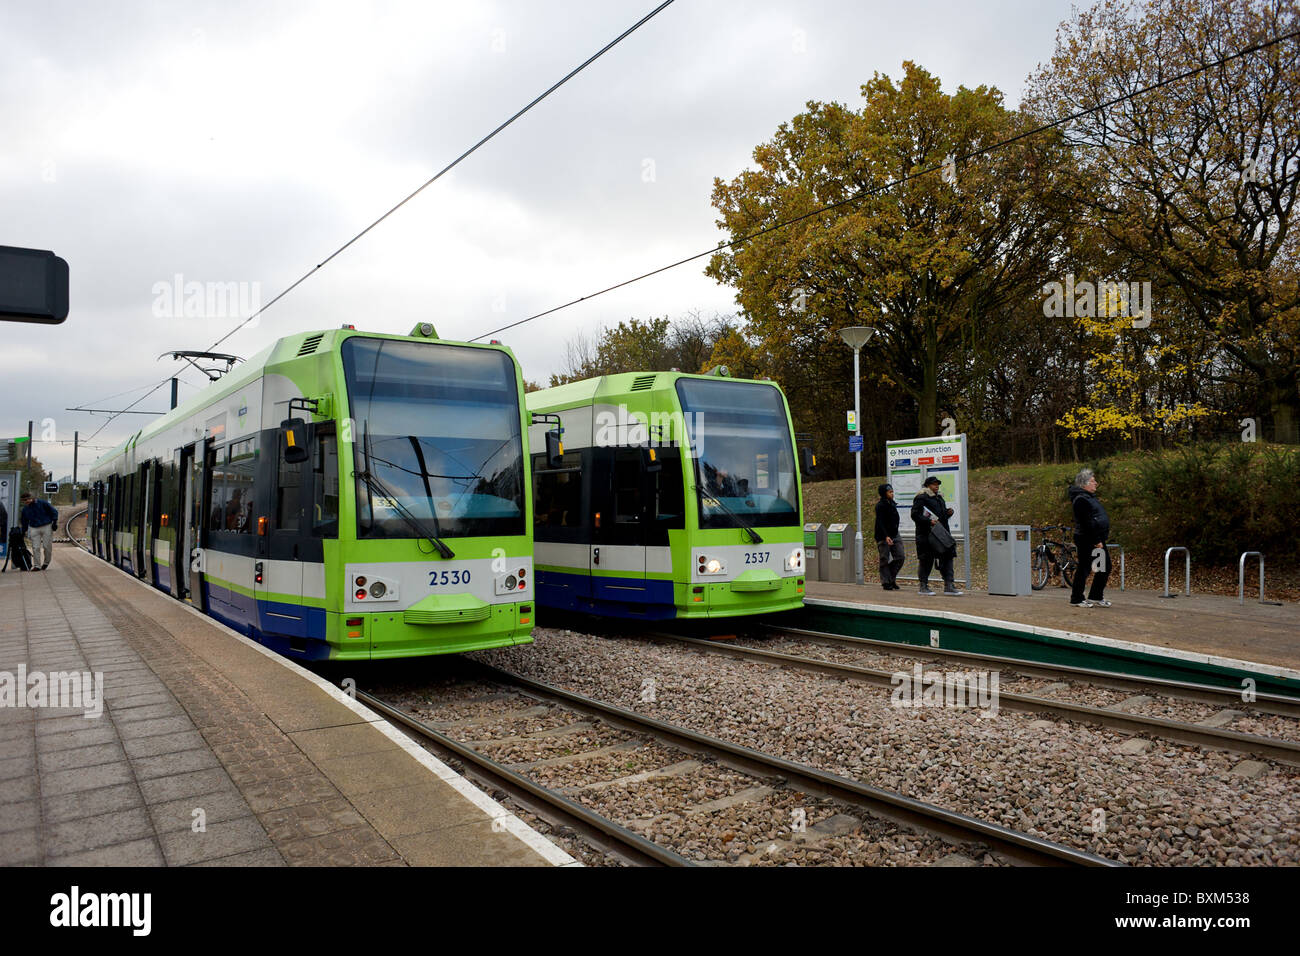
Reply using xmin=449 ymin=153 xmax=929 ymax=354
xmin=744 ymin=551 xmax=771 ymax=565
xmin=429 ymin=569 xmax=471 ymax=587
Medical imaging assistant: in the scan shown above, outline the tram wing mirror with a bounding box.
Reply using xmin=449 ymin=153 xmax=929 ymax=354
xmin=544 ymin=429 xmax=564 ymax=469
xmin=800 ymin=447 xmax=817 ymax=477
xmin=641 ymin=445 xmax=662 ymax=473
xmin=281 ymin=418 xmax=310 ymax=464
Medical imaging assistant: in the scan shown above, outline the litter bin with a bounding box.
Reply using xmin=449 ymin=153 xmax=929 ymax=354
xmin=987 ymin=525 xmax=1031 ymax=596
xmin=804 ymin=522 xmax=826 ymax=582
xmin=826 ymin=522 xmax=855 ymax=583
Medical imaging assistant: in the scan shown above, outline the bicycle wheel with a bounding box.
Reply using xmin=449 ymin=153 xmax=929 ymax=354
xmin=1060 ymin=544 xmax=1078 ymax=588
xmin=1031 ymin=548 xmax=1048 ymax=590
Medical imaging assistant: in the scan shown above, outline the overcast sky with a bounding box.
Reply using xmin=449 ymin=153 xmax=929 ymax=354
xmin=2 ymin=0 xmax=1078 ymax=479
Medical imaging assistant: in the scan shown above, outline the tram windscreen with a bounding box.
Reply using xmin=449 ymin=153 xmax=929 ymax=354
xmin=675 ymin=378 xmax=799 ymax=529
xmin=341 ymin=337 xmax=525 ymax=539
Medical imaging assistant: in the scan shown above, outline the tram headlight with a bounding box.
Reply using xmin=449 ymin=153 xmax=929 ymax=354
xmin=351 ymin=573 xmax=398 ymax=603
xmin=785 ymin=548 xmax=804 ymax=572
xmin=697 ymin=556 xmax=725 ymax=575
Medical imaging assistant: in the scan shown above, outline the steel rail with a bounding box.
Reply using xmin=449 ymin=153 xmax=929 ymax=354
xmin=766 ymin=624 xmax=1300 ymax=719
xmin=356 ymin=689 xmax=691 ymax=867
xmin=471 ymin=662 xmax=1117 ymax=867
xmin=651 ymin=633 xmax=1300 ymax=767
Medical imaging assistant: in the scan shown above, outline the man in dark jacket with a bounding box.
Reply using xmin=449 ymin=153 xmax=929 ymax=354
xmin=874 ymin=484 xmax=904 ymax=591
xmin=20 ymin=491 xmax=58 ymax=571
xmin=1067 ymin=468 xmax=1111 ymax=607
xmin=911 ymin=476 xmax=961 ymax=596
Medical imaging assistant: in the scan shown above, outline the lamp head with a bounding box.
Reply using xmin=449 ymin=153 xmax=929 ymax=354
xmin=839 ymin=326 xmax=875 ymax=350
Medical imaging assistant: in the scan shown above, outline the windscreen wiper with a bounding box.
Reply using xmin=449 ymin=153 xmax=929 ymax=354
xmin=357 ymin=425 xmax=455 ymax=559
xmin=702 ymin=492 xmax=763 ymax=544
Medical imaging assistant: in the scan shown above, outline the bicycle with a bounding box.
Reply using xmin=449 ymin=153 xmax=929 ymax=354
xmin=1030 ymin=525 xmax=1078 ymax=590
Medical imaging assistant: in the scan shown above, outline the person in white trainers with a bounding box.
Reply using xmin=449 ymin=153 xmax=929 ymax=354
xmin=1067 ymin=469 xmax=1111 ymax=608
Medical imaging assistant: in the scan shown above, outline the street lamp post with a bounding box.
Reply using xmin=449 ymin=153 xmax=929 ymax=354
xmin=839 ymin=326 xmax=875 ymax=586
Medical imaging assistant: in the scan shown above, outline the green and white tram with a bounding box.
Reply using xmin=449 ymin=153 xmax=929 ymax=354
xmin=526 ymin=369 xmax=807 ymax=621
xmin=87 ymin=324 xmax=535 ymax=660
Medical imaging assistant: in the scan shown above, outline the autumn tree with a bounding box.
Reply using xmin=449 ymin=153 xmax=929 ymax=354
xmin=707 ymin=61 xmax=1071 ymax=436
xmin=549 ymin=312 xmax=736 ymax=386
xmin=1024 ymin=0 xmax=1300 ymax=443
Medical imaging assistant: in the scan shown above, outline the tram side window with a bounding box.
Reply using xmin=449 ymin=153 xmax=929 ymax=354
xmin=277 ymin=454 xmax=304 ymax=533
xmin=312 ymin=433 xmax=339 ymax=537
xmin=613 ymin=449 xmax=642 ymax=528
xmin=652 ymin=447 xmax=685 ymax=528
xmin=223 ymin=439 xmax=257 ymax=533
xmin=207 ymin=447 xmax=228 ymax=532
xmin=125 ymin=473 xmax=135 ymax=531
xmin=532 ymin=451 xmax=583 ymax=538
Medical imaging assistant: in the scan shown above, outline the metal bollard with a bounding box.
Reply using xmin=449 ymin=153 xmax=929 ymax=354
xmin=1238 ymin=552 xmax=1283 ymax=606
xmin=1161 ymin=547 xmax=1190 ymax=598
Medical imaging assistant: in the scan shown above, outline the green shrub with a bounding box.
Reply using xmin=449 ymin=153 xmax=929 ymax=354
xmin=1133 ymin=443 xmax=1300 ymax=565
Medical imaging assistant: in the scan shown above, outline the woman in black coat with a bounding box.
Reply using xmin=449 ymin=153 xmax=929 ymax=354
xmin=1067 ymin=468 xmax=1111 ymax=607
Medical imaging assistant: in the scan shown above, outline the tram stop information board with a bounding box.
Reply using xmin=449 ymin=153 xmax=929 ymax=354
xmin=885 ymin=434 xmax=971 ymax=587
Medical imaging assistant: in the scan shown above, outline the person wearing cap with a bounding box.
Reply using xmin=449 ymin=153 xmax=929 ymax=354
xmin=910 ymin=476 xmax=961 ymax=596
xmin=874 ymin=483 xmax=904 ymax=591
xmin=20 ymin=491 xmax=59 ymax=571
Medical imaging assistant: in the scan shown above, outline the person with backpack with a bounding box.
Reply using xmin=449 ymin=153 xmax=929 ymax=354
xmin=20 ymin=491 xmax=58 ymax=571
xmin=911 ymin=475 xmax=962 ymax=596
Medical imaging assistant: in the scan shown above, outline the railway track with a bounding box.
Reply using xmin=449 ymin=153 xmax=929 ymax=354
xmin=642 ymin=626 xmax=1300 ymax=767
xmin=359 ymin=661 xmax=1116 ymax=867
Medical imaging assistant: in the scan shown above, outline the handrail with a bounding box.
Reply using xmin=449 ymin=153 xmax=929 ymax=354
xmin=1242 ymin=554 xmax=1263 ymax=606
xmin=1161 ymin=547 xmax=1190 ymax=598
xmin=1105 ymin=543 xmax=1125 ymax=591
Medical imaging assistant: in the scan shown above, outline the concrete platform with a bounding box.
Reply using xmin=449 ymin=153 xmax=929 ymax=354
xmin=806 ymin=580 xmax=1300 ymax=673
xmin=0 ymin=545 xmax=574 ymax=867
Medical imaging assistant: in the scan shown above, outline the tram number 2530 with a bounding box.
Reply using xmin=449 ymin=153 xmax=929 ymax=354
xmin=429 ymin=569 xmax=471 ymax=587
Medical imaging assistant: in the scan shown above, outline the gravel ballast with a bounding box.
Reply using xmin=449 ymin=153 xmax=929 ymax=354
xmin=473 ymin=628 xmax=1300 ymax=866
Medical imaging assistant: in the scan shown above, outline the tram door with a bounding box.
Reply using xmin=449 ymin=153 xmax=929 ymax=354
xmin=591 ymin=447 xmax=648 ymax=602
xmin=181 ymin=440 xmax=212 ymax=611
xmin=172 ymin=450 xmax=190 ymax=599
xmin=133 ymin=462 xmax=150 ymax=579
xmin=108 ymin=474 xmax=119 ymax=566
xmin=258 ymin=427 xmax=309 ymax=638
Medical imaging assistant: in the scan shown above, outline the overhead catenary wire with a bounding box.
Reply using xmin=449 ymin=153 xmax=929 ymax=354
xmin=203 ymin=0 xmax=676 ymax=354
xmin=469 ymin=26 xmax=1300 ymax=344
xmin=74 ymin=0 xmax=677 ymax=446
